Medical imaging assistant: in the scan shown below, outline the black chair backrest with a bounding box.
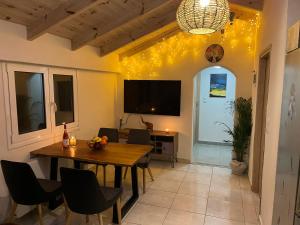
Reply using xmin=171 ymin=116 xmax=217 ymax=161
xmin=98 ymin=128 xmax=119 ymax=143
xmin=60 ymin=167 xmax=107 ymax=214
xmin=127 ymin=129 xmax=151 ymax=145
xmin=1 ymin=160 xmax=46 ymax=205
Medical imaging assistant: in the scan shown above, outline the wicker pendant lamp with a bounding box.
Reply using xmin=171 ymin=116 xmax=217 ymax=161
xmin=176 ymin=0 xmax=230 ymax=35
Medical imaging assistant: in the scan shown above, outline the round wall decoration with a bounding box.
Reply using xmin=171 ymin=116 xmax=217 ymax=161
xmin=205 ymin=44 xmax=224 ymax=63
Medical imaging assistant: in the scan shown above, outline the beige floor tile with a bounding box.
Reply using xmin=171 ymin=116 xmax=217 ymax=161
xmin=150 ymin=179 xmax=182 ymax=193
xmin=171 ymin=194 xmax=207 ymax=214
xmin=163 ymin=209 xmax=205 ymax=225
xmin=189 ymin=164 xmax=213 ymax=175
xmin=15 ymin=160 xmax=263 ymax=225
xmin=209 ymin=185 xmax=242 ymax=203
xmin=211 ymin=174 xmax=240 ymax=189
xmin=213 ymin=167 xmax=232 ymax=176
xmin=204 ymin=216 xmax=244 ymax=225
xmin=124 ymin=203 xmax=168 ymax=225
xmin=239 ymin=176 xmax=251 ymax=190
xmin=206 ymin=198 xmax=244 ymax=222
xmin=138 ymin=189 xmax=176 ymax=208
xmin=150 ymin=161 xmax=172 ymax=169
xmin=242 ymin=190 xmax=260 ymax=206
xmin=173 ymin=162 xmax=191 ymax=171
xmin=178 ymin=182 xmax=210 ymax=198
xmin=243 ymin=204 xmax=259 ymax=224
xmin=157 ymin=170 xmax=186 ymax=182
xmin=184 ymin=172 xmax=212 ymax=185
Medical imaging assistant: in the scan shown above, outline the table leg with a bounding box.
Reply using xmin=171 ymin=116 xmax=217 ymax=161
xmin=49 ymin=157 xmax=62 ymax=209
xmin=131 ymin=165 xmax=139 ymax=199
xmin=113 ymin=165 xmax=139 ymax=224
xmin=113 ymin=166 xmax=122 ymax=223
xmin=74 ymin=160 xmax=81 ymax=169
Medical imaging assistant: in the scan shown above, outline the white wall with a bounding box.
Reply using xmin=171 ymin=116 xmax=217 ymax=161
xmin=0 ymin=20 xmax=119 ymax=220
xmin=248 ymin=0 xmax=288 ymax=224
xmin=0 ymin=20 xmax=119 ymax=72
xmin=197 ymin=66 xmax=236 ymax=143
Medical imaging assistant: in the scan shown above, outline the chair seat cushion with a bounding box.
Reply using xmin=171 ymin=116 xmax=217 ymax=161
xmin=100 ymin=186 xmax=122 ymax=203
xmin=137 ymin=157 xmax=150 ymax=168
xmin=37 ymin=179 xmax=62 ymax=199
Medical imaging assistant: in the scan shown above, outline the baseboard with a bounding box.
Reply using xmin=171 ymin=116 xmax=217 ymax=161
xmin=177 ymin=158 xmax=191 ymax=164
xmin=197 ymin=141 xmax=232 ymax=146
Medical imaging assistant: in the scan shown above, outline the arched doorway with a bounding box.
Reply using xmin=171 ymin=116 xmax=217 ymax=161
xmin=193 ymin=66 xmax=236 ymax=167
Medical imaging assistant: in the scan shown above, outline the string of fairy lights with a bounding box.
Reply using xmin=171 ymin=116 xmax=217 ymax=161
xmin=120 ymin=8 xmax=261 ymax=79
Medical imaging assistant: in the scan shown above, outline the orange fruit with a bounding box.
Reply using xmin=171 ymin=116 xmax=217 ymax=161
xmin=102 ymin=136 xmax=109 ymax=141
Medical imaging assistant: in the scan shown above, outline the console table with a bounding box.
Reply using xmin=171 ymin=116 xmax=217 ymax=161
xmin=119 ymin=129 xmax=178 ymax=167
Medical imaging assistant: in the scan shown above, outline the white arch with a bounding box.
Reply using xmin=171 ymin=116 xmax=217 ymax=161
xmin=193 ymin=66 xmax=237 ymax=155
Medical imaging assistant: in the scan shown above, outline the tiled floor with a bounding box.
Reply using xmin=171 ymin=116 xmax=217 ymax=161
xmin=193 ymin=143 xmax=232 ymax=167
xmin=15 ymin=161 xmax=260 ymax=225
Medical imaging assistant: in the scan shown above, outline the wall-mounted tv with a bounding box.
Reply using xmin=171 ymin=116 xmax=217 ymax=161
xmin=124 ymin=80 xmax=181 ymax=116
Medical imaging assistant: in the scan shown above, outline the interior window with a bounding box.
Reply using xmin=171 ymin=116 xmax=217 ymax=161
xmin=14 ymin=71 xmax=47 ymax=134
xmin=53 ymin=74 xmax=74 ymax=126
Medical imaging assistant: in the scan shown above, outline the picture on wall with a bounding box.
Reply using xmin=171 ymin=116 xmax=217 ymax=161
xmin=210 ymin=74 xmax=227 ymax=98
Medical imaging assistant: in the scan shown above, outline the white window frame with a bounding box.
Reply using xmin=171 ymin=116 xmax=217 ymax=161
xmin=3 ymin=63 xmax=79 ymax=150
xmin=4 ymin=63 xmax=52 ymax=149
xmin=48 ymin=67 xmax=79 ymax=135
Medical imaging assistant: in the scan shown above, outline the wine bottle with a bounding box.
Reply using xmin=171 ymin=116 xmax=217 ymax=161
xmin=62 ymin=122 xmax=69 ymax=148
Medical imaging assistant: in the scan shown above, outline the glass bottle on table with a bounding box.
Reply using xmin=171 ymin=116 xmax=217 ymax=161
xmin=62 ymin=122 xmax=69 ymax=148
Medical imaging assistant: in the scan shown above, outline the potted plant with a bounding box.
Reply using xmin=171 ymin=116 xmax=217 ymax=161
xmin=221 ymin=97 xmax=252 ymax=175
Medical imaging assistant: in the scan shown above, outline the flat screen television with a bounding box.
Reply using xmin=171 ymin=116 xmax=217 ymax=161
xmin=124 ymin=80 xmax=181 ymax=116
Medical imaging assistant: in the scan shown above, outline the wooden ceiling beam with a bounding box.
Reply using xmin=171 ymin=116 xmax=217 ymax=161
xmin=71 ymin=0 xmax=177 ymax=51
xmin=27 ymin=0 xmax=102 ymax=41
xmin=98 ymin=0 xmax=181 ymax=56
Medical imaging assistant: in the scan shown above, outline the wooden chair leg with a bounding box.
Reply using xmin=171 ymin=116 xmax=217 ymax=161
xmin=123 ymin=167 xmax=128 ymax=179
xmin=97 ymin=214 xmax=104 ymax=225
xmin=143 ymin=168 xmax=146 ymax=194
xmin=116 ymin=198 xmax=122 ymax=225
xmin=147 ymin=167 xmax=154 ymax=181
xmin=65 ymin=212 xmax=72 ymax=225
xmin=5 ymin=200 xmax=17 ymax=223
xmin=37 ymin=204 xmax=44 ymax=225
xmin=63 ymin=196 xmax=69 ymax=219
xmin=103 ymin=165 xmax=106 ymax=186
xmin=95 ymin=165 xmax=99 ymax=176
xmin=86 ymin=215 xmax=89 ymax=224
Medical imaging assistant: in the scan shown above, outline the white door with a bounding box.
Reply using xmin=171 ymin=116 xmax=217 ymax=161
xmin=198 ymin=67 xmax=236 ymax=143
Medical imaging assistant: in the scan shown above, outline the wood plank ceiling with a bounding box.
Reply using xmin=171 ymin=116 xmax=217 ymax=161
xmin=0 ymin=0 xmax=263 ymax=56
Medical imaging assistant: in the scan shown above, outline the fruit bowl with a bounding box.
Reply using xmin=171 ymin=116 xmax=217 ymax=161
xmin=88 ymin=136 xmax=108 ymax=150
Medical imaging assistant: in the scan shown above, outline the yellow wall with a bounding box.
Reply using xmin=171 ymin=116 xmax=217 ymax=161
xmin=117 ymin=7 xmax=260 ymax=160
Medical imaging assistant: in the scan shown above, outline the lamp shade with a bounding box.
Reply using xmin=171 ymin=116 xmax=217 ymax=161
xmin=176 ymin=0 xmax=230 ymax=35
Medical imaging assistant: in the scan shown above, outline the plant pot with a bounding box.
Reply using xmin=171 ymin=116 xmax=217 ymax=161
xmin=230 ymin=160 xmax=247 ymax=175
xmin=232 ymin=150 xmax=237 ymax=160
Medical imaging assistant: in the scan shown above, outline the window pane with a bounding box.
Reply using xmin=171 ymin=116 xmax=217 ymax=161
xmin=15 ymin=72 xmax=46 ymax=134
xmin=53 ymin=75 xmax=74 ymax=126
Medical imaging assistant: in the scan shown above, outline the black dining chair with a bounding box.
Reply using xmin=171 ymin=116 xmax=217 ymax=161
xmin=124 ymin=129 xmax=154 ymax=193
xmin=60 ymin=167 xmax=122 ymax=225
xmin=94 ymin=128 xmax=119 ymax=186
xmin=1 ymin=160 xmax=63 ymax=225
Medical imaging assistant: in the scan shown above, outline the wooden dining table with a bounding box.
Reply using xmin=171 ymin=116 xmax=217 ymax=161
xmin=30 ymin=140 xmax=152 ymax=224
